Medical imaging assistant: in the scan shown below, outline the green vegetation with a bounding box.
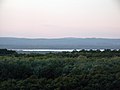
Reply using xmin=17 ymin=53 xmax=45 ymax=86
xmin=0 ymin=49 xmax=120 ymax=90
xmin=0 ymin=49 xmax=17 ymax=55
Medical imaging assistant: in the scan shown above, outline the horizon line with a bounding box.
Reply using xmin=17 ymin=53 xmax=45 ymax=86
xmin=0 ymin=36 xmax=120 ymax=40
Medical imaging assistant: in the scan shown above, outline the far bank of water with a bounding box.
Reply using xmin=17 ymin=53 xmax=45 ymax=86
xmin=9 ymin=49 xmax=120 ymax=54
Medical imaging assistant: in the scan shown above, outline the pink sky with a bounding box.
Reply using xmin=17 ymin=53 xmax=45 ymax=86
xmin=0 ymin=0 xmax=120 ymax=38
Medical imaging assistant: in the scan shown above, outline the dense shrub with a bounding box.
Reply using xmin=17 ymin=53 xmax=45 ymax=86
xmin=0 ymin=50 xmax=120 ymax=90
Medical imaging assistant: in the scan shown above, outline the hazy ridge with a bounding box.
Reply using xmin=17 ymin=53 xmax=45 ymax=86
xmin=0 ymin=37 xmax=120 ymax=49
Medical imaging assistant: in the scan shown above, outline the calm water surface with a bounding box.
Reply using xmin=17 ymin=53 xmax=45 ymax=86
xmin=10 ymin=49 xmax=108 ymax=52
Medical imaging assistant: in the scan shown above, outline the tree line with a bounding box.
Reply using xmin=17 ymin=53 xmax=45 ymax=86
xmin=0 ymin=49 xmax=120 ymax=90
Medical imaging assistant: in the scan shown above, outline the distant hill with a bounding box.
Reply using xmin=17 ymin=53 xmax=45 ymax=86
xmin=0 ymin=37 xmax=120 ymax=49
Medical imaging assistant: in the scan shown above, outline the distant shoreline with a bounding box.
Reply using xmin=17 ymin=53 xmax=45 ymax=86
xmin=1 ymin=37 xmax=120 ymax=50
xmin=8 ymin=49 xmax=119 ymax=53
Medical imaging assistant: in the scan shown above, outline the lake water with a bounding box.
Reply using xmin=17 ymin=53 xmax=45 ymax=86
xmin=9 ymin=49 xmax=120 ymax=54
xmin=11 ymin=49 xmax=79 ymax=52
xmin=10 ymin=49 xmax=109 ymax=52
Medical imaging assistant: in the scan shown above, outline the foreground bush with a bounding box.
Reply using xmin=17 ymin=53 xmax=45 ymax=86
xmin=0 ymin=50 xmax=120 ymax=90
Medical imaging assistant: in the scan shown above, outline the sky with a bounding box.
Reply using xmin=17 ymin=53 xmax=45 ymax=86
xmin=0 ymin=0 xmax=120 ymax=38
